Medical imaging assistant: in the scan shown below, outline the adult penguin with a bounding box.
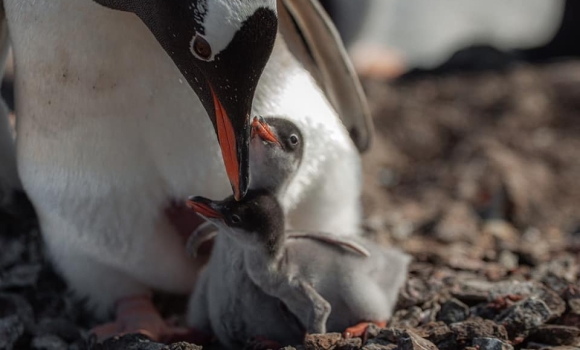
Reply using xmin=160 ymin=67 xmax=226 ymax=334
xmin=0 ymin=0 xmax=373 ymax=342
xmin=1 ymin=0 xmax=277 ymax=341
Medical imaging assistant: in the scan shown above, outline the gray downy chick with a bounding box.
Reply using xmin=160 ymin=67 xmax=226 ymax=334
xmin=186 ymin=116 xmax=304 ymax=257
xmin=249 ymin=116 xmax=304 ymax=195
xmin=186 ymin=190 xmax=411 ymax=348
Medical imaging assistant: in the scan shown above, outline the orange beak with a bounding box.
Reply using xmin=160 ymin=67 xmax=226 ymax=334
xmin=186 ymin=198 xmax=222 ymax=219
xmin=210 ymin=86 xmax=244 ymax=200
xmin=251 ymin=117 xmax=280 ymax=145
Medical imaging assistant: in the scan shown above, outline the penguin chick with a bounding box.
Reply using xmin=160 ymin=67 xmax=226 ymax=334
xmin=249 ymin=116 xmax=304 ymax=194
xmin=185 ymin=116 xmax=303 ymax=258
xmin=186 ymin=191 xmax=411 ymax=348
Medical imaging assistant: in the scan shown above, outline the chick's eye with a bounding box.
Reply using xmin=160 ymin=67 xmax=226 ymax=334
xmin=289 ymin=134 xmax=299 ymax=146
xmin=192 ymin=35 xmax=212 ymax=60
xmin=230 ymin=214 xmax=241 ymax=224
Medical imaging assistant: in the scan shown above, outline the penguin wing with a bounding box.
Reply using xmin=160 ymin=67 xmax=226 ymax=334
xmin=278 ymin=0 xmax=374 ymax=152
xmin=186 ymin=221 xmax=218 ymax=258
xmin=286 ymin=231 xmax=371 ymax=257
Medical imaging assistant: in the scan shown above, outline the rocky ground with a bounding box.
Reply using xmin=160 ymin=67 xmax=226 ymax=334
xmin=1 ymin=60 xmax=579 ymax=350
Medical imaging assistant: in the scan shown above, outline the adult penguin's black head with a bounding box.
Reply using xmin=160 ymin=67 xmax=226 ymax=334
xmin=93 ymin=0 xmax=278 ymax=200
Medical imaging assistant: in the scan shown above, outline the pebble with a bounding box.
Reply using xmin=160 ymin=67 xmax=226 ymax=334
xmin=472 ymin=337 xmax=513 ymax=350
xmin=304 ymin=333 xmax=343 ymax=350
xmin=398 ymin=330 xmax=438 ymax=350
xmin=437 ymin=298 xmax=470 ymax=324
xmin=527 ymin=325 xmax=580 ymax=346
xmin=495 ymin=298 xmax=552 ymax=335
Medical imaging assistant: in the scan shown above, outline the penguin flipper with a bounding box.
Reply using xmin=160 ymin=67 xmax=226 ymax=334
xmin=287 ymin=231 xmax=371 ymax=257
xmin=186 ymin=221 xmax=218 ymax=258
xmin=278 ymin=0 xmax=374 ymax=152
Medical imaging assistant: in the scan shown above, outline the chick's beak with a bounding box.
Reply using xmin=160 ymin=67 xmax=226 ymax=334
xmin=186 ymin=196 xmax=223 ymax=219
xmin=251 ymin=116 xmax=280 ymax=145
xmin=210 ymin=87 xmax=250 ymax=201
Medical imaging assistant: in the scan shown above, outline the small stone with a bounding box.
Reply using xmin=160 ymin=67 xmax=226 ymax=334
xmin=437 ymin=298 xmax=469 ymax=324
xmin=498 ymin=251 xmax=519 ymax=270
xmin=376 ymin=328 xmax=406 ymax=343
xmin=489 ymin=281 xmax=566 ymax=319
xmin=397 ymin=277 xmax=443 ymax=308
xmin=163 ymin=342 xmax=203 ymax=350
xmin=415 ymin=322 xmax=453 ymax=344
xmin=450 ymin=318 xmax=509 ymax=344
xmin=528 ymin=325 xmax=580 ymax=346
xmin=495 ymin=298 xmax=552 ymax=335
xmin=96 ymin=334 xmax=165 ymax=350
xmin=390 ymin=306 xmax=422 ymax=328
xmin=362 ymin=344 xmax=396 ymax=350
xmin=304 ymin=333 xmax=343 ymax=350
xmin=30 ymin=335 xmax=68 ymax=350
xmin=531 ymin=256 xmax=579 ymax=294
xmin=472 ymin=337 xmax=513 ymax=350
xmin=335 ymin=337 xmax=362 ymax=350
xmin=364 ymin=323 xmax=382 ymax=340
xmin=451 ymin=279 xmax=495 ymax=303
xmin=398 ymin=330 xmax=438 ymax=350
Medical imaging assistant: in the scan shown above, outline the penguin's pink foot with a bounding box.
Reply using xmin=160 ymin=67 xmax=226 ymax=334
xmin=246 ymin=336 xmax=282 ymax=350
xmin=91 ymin=295 xmax=199 ymax=344
xmin=343 ymin=320 xmax=387 ymax=339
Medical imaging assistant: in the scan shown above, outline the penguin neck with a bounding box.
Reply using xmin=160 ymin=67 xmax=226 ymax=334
xmin=243 ymin=228 xmax=287 ymax=273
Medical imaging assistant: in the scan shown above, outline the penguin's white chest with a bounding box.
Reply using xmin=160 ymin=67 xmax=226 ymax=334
xmin=4 ymin=0 xmax=230 ymax=286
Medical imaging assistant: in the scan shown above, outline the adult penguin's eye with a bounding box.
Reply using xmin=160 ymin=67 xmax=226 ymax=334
xmin=192 ymin=35 xmax=212 ymax=60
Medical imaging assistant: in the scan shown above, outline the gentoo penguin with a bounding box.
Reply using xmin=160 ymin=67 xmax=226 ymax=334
xmin=324 ymin=0 xmax=565 ymax=77
xmin=187 ymin=116 xmax=304 ymax=256
xmin=186 ymin=191 xmax=411 ymax=348
xmin=0 ymin=0 xmax=372 ymax=341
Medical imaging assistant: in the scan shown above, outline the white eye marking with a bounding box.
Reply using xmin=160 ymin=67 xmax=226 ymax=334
xmin=199 ymin=0 xmax=276 ymax=60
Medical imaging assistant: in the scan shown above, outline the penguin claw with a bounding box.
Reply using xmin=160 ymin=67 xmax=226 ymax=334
xmin=91 ymin=295 xmax=211 ymax=345
xmin=343 ymin=320 xmax=387 ymax=340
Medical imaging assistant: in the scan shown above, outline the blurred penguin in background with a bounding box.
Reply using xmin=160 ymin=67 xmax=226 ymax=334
xmin=321 ymin=0 xmax=578 ymax=79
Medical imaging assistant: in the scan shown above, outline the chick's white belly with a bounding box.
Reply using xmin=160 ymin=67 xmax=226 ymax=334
xmin=6 ymin=0 xmax=230 ymax=292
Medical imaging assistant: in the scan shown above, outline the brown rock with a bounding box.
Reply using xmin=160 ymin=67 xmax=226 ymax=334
xmin=335 ymin=338 xmax=362 ymax=350
xmin=304 ymin=333 xmax=343 ymax=350
xmin=437 ymin=298 xmax=470 ymax=324
xmin=450 ymin=318 xmax=509 ymax=344
xmin=361 ymin=344 xmax=397 ymax=350
xmin=528 ymin=325 xmax=580 ymax=346
xmin=472 ymin=337 xmax=513 ymax=350
xmin=415 ymin=322 xmax=453 ymax=344
xmin=391 ymin=307 xmax=422 ymax=328
xmin=495 ymin=298 xmax=552 ymax=336
xmin=398 ymin=330 xmax=438 ymax=350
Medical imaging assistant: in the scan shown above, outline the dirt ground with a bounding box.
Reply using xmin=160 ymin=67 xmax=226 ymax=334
xmin=0 ymin=60 xmax=579 ymax=350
